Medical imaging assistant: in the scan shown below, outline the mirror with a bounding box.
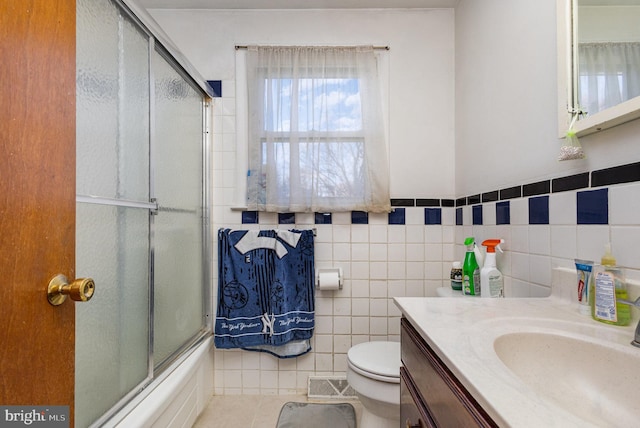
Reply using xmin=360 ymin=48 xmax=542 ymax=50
xmin=558 ymin=0 xmax=640 ymax=137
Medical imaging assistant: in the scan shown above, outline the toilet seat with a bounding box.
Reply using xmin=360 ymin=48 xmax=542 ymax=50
xmin=347 ymin=341 xmax=400 ymax=383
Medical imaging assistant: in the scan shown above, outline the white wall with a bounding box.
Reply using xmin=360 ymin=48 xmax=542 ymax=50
xmin=455 ymin=0 xmax=640 ymax=196
xmin=455 ymin=0 xmax=565 ymax=196
xmin=147 ymin=8 xmax=455 ymax=198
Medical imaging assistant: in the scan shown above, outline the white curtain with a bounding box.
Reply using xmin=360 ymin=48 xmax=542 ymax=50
xmin=578 ymin=42 xmax=640 ymax=115
xmin=245 ymin=45 xmax=390 ymax=213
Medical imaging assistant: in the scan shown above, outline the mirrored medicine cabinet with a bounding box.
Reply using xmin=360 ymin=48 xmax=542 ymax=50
xmin=558 ymin=0 xmax=640 ymax=137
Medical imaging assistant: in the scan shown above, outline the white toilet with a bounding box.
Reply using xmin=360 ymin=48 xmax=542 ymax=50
xmin=346 ymin=341 xmax=401 ymax=428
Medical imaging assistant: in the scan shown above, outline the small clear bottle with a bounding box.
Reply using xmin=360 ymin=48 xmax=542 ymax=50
xmin=450 ymin=261 xmax=462 ymax=291
xmin=590 ymin=243 xmax=631 ymax=326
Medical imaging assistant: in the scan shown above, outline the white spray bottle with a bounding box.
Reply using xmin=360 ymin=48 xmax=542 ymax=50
xmin=480 ymin=239 xmax=504 ymax=298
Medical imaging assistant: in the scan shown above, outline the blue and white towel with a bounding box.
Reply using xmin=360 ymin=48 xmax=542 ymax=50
xmin=215 ymin=228 xmax=315 ymax=358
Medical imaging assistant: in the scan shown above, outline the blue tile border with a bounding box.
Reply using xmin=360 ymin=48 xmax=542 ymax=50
xmin=552 ymin=172 xmax=589 ymax=193
xmin=232 ymin=160 xmax=640 ymax=227
xmin=448 ymin=160 xmax=638 ymax=225
xmin=388 ymin=208 xmax=405 ymax=225
xmin=416 ymin=198 xmax=440 ymax=207
xmin=482 ymin=191 xmax=499 ymax=203
xmin=315 ymin=213 xmax=332 ymax=224
xmin=206 ymin=80 xmax=222 ymax=97
xmin=278 ymin=213 xmax=295 ymax=224
xmin=523 ymin=180 xmax=550 ymax=197
xmin=577 ymin=189 xmax=608 ymax=225
xmin=496 ymin=201 xmax=510 ymax=225
xmin=592 ymin=162 xmax=640 ymax=187
xmin=529 ymin=196 xmax=549 ymax=225
xmin=351 ymin=211 xmax=368 ymax=224
xmin=500 ymin=186 xmax=522 ymax=200
xmin=424 ymin=208 xmax=442 ymax=225
xmin=468 ymin=194 xmax=481 ymax=205
xmin=242 ymin=211 xmax=258 ymax=224
xmin=472 ymin=205 xmax=483 ymax=225
xmin=391 ymin=198 xmax=415 ymax=207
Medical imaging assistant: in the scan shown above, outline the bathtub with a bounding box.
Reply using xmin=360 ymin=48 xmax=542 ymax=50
xmin=107 ymin=336 xmax=214 ymax=428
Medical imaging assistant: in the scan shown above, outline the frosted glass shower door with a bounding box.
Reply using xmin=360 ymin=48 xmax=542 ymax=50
xmin=75 ymin=0 xmax=209 ymax=426
xmin=75 ymin=0 xmax=151 ymax=426
xmin=152 ymin=48 xmax=206 ymax=368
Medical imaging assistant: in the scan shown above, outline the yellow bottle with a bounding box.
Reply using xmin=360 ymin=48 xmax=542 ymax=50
xmin=590 ymin=243 xmax=631 ymax=326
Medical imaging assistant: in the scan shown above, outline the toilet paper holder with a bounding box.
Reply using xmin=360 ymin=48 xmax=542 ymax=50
xmin=315 ymin=268 xmax=343 ymax=290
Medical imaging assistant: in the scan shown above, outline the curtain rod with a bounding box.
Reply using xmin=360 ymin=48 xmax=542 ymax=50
xmin=235 ymin=45 xmax=390 ymax=51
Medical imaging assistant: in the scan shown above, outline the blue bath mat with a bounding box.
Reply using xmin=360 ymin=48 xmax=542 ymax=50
xmin=276 ymin=402 xmax=356 ymax=428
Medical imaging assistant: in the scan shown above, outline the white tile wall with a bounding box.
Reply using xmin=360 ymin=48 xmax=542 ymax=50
xmin=211 ymin=90 xmax=640 ymax=396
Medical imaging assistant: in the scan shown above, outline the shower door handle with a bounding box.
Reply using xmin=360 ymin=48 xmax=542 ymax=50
xmin=47 ymin=274 xmax=95 ymax=306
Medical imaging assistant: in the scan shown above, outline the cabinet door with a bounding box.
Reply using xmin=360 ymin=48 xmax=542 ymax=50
xmin=401 ymin=368 xmax=436 ymax=428
xmin=401 ymin=318 xmax=497 ymax=428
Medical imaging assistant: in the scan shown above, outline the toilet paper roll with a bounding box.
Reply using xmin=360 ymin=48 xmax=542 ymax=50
xmin=317 ymin=270 xmax=340 ymax=290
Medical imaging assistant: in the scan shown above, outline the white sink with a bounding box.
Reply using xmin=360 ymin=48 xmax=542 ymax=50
xmin=394 ymin=295 xmax=640 ymax=427
xmin=494 ymin=330 xmax=640 ymax=426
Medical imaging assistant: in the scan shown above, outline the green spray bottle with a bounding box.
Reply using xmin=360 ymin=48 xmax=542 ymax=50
xmin=463 ymin=237 xmax=481 ymax=296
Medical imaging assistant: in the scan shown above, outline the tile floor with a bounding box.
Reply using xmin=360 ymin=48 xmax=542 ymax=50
xmin=193 ymin=395 xmax=363 ymax=428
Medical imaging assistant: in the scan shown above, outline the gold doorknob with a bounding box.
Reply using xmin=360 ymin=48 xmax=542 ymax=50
xmin=47 ymin=274 xmax=95 ymax=306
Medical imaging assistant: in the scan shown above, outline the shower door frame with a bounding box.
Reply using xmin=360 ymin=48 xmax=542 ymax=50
xmin=76 ymin=0 xmax=214 ymax=426
xmin=1 ymin=1 xmax=214 ymax=425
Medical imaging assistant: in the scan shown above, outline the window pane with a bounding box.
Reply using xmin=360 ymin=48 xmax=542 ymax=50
xmin=264 ymin=78 xmax=362 ymax=132
xmin=261 ymin=139 xmax=364 ymax=200
xmin=303 ymin=140 xmax=364 ymax=197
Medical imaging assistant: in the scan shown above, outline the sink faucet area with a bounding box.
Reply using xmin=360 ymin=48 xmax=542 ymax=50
xmin=616 ymin=296 xmax=640 ymax=347
xmin=394 ymin=267 xmax=640 ymax=427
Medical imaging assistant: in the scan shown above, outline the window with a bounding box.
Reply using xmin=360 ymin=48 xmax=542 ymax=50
xmin=245 ymin=46 xmax=390 ymax=213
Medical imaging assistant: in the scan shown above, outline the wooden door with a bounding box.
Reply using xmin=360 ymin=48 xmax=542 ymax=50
xmin=0 ymin=0 xmax=77 ymax=424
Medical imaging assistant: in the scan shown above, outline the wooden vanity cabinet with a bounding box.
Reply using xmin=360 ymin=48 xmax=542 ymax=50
xmin=400 ymin=317 xmax=497 ymax=428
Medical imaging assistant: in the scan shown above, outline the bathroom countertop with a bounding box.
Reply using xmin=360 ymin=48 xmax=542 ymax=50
xmin=393 ymin=296 xmax=638 ymax=428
